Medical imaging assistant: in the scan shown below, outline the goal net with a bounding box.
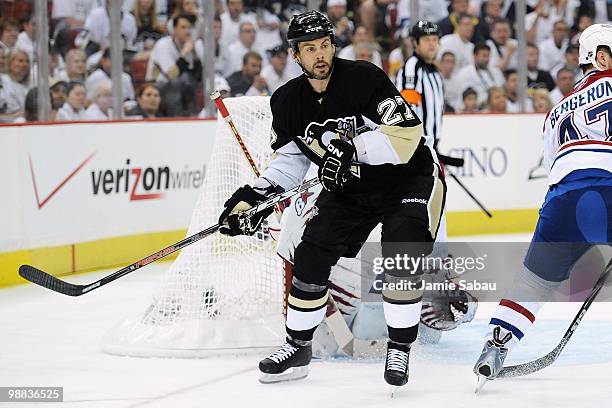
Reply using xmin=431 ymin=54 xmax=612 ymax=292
xmin=103 ymin=96 xmax=285 ymax=357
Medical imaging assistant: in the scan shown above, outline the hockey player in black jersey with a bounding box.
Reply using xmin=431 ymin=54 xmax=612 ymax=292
xmin=218 ymin=11 xmax=446 ymax=390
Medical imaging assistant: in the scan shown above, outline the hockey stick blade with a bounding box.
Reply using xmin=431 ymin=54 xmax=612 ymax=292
xmin=19 ymin=265 xmax=83 ymax=296
xmin=498 ymin=257 xmax=612 ymax=378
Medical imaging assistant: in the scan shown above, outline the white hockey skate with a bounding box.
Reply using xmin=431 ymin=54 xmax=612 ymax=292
xmin=259 ymin=338 xmax=312 ymax=384
xmin=473 ymin=326 xmax=512 ymax=393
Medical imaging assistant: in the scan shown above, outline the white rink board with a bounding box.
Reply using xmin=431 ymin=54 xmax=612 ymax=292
xmin=439 ymin=113 xmax=548 ymax=211
xmin=0 ymin=120 xmax=217 ymax=252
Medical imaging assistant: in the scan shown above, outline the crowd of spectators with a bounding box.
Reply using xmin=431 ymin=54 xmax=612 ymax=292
xmin=0 ymin=0 xmax=609 ymax=123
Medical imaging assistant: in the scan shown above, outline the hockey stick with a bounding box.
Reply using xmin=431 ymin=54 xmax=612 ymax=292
xmin=211 ymin=91 xmax=262 ymax=178
xmin=19 ymin=178 xmax=322 ymax=296
xmin=448 ymin=173 xmax=493 ymax=218
xmin=497 ymin=257 xmax=612 ymax=378
xmin=211 ymin=92 xmax=359 ymax=356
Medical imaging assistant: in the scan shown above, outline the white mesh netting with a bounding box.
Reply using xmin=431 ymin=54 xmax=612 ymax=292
xmin=103 ymin=96 xmax=285 ymax=357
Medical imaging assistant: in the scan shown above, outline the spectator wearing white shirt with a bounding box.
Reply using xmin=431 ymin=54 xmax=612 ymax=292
xmin=261 ymin=45 xmax=300 ymax=94
xmin=86 ymin=49 xmax=135 ymax=102
xmin=223 ymin=21 xmax=265 ymax=77
xmin=146 ymin=14 xmax=202 ymax=116
xmin=146 ymin=14 xmax=201 ymax=83
xmin=220 ymin=0 xmax=257 ymax=49
xmin=82 ymin=4 xmax=138 ymax=56
xmin=337 ymin=25 xmax=383 ymax=69
xmin=456 ymin=43 xmax=504 ymax=107
xmin=538 ymin=20 xmax=569 ymax=71
xmin=253 ymin=7 xmax=283 ymax=53
xmin=486 ymin=18 xmax=518 ymax=71
xmin=56 ymin=82 xmax=87 ymax=121
xmin=438 ymin=51 xmax=463 ymax=111
xmin=0 ymin=49 xmax=31 ymax=122
xmin=57 ymin=49 xmax=88 ymax=83
xmin=550 ymin=43 xmax=581 ymax=81
xmin=85 ymin=80 xmax=113 ymax=120
xmin=549 ymin=67 xmax=575 ymax=105
xmin=438 ymin=13 xmax=475 ymax=74
xmin=0 ymin=19 xmax=19 ymax=52
xmin=16 ymin=14 xmax=35 ymax=61
xmin=525 ymin=0 xmax=578 ymax=45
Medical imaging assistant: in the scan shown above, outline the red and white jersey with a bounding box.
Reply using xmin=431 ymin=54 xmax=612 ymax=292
xmin=543 ymin=69 xmax=612 ymax=185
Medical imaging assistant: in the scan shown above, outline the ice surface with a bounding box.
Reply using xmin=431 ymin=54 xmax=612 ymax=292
xmin=2 ymin=234 xmax=611 ymax=407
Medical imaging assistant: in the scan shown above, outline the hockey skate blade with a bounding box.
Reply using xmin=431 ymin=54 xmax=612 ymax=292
xmin=259 ymin=366 xmax=309 ymax=384
xmin=390 ymin=385 xmax=399 ymax=398
xmin=474 ymin=375 xmax=488 ymax=394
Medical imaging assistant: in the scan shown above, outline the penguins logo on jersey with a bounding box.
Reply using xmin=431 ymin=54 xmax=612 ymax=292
xmin=300 ymin=116 xmax=357 ymax=155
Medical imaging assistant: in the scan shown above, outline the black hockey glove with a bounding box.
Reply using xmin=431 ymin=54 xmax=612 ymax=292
xmin=318 ymin=139 xmax=356 ymax=192
xmin=218 ymin=185 xmax=274 ymax=236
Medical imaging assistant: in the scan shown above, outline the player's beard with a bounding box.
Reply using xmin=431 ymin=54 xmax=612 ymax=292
xmin=308 ymin=60 xmax=332 ymax=80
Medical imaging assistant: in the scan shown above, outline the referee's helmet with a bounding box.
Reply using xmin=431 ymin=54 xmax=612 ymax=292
xmin=411 ymin=20 xmax=440 ymax=42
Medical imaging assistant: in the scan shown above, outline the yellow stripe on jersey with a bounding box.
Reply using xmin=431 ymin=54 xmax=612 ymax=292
xmin=380 ymin=123 xmax=423 ymax=163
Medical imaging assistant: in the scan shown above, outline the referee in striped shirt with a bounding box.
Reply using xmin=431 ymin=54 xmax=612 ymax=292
xmin=397 ymin=20 xmax=449 ymax=245
xmin=396 ymin=21 xmax=444 ymax=147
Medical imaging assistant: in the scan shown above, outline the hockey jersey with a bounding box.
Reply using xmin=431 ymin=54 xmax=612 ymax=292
xmin=544 ymin=69 xmax=612 ymax=186
xmin=262 ymin=58 xmax=438 ymax=193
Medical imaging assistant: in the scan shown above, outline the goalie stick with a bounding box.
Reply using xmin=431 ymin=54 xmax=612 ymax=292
xmin=211 ymin=92 xmax=360 ymax=356
xmin=19 ymin=178 xmax=322 ymax=296
xmin=497 ymin=257 xmax=612 ymax=378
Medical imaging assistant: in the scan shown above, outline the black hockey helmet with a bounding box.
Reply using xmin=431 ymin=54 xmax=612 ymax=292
xmin=411 ymin=20 xmax=440 ymax=42
xmin=287 ymin=10 xmax=335 ymax=52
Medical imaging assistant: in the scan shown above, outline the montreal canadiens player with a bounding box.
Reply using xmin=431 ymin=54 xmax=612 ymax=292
xmin=218 ymin=11 xmax=446 ymax=389
xmin=473 ymin=23 xmax=612 ymax=391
